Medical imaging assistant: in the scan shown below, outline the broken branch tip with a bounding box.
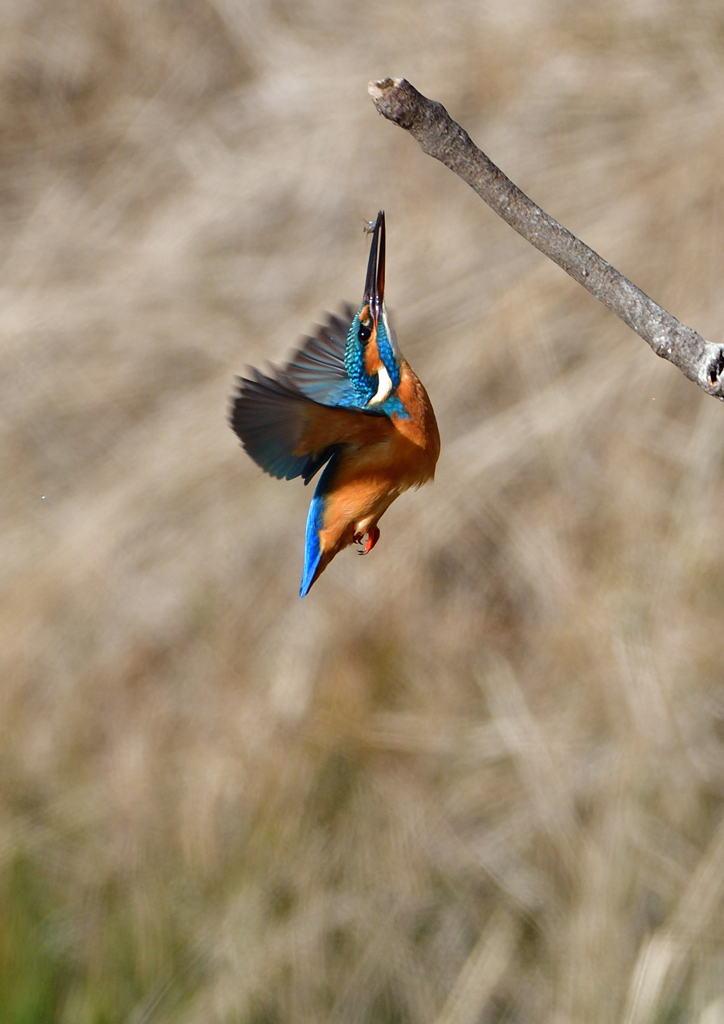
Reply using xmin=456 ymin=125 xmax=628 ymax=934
xmin=368 ymin=77 xmax=402 ymax=101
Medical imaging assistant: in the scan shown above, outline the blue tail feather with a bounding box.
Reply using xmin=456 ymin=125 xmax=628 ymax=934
xmin=300 ymin=492 xmax=325 ymax=597
xmin=299 ymin=458 xmax=339 ymax=597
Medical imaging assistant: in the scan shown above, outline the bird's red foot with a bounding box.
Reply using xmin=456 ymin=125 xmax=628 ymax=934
xmin=354 ymin=526 xmax=380 ymax=554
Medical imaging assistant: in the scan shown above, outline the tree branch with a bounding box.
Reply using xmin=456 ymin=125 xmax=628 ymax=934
xmin=368 ymin=77 xmax=724 ymax=399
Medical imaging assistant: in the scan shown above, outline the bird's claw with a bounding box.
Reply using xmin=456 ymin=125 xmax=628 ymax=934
xmin=354 ymin=526 xmax=380 ymax=555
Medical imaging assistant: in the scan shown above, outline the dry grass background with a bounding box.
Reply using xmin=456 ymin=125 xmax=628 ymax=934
xmin=3 ymin=0 xmax=724 ymax=1021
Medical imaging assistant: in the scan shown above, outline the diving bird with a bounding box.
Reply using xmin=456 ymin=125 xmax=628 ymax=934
xmin=230 ymin=211 xmax=440 ymax=596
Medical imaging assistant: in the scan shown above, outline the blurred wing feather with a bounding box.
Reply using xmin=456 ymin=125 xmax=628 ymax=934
xmin=285 ymin=306 xmax=358 ymax=407
xmin=231 ymin=370 xmax=336 ymax=484
xmin=231 ymin=362 xmax=393 ymax=485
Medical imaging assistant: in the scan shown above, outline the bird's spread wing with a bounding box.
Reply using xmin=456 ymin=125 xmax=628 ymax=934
xmin=230 ymin=365 xmax=393 ymax=485
xmin=284 ymin=307 xmax=358 ymax=407
xmin=231 ymin=369 xmax=330 ymax=483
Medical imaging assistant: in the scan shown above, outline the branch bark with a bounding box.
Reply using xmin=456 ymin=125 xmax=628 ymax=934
xmin=368 ymin=77 xmax=724 ymax=399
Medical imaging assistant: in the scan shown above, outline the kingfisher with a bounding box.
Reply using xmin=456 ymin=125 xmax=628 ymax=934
xmin=230 ymin=211 xmax=440 ymax=596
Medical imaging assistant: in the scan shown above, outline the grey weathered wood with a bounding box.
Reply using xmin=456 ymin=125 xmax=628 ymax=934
xmin=368 ymin=77 xmax=724 ymax=399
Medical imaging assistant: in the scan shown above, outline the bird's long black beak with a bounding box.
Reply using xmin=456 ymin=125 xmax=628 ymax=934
xmin=363 ymin=210 xmax=386 ymax=322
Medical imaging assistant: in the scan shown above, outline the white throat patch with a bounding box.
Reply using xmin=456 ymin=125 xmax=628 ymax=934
xmin=368 ymin=364 xmax=393 ymax=405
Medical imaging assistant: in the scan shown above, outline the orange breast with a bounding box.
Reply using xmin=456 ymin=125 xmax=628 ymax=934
xmin=392 ymin=361 xmax=440 ymax=480
xmin=317 ymin=361 xmax=439 ymax=560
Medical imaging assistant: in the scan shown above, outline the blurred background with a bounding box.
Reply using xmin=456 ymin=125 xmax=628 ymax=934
xmin=3 ymin=0 xmax=724 ymax=1021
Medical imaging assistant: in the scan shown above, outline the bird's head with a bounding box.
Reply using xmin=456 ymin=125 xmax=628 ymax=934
xmin=345 ymin=210 xmax=403 ymax=408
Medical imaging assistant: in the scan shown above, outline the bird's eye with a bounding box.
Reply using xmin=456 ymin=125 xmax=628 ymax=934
xmin=358 ymin=325 xmax=371 ymax=342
